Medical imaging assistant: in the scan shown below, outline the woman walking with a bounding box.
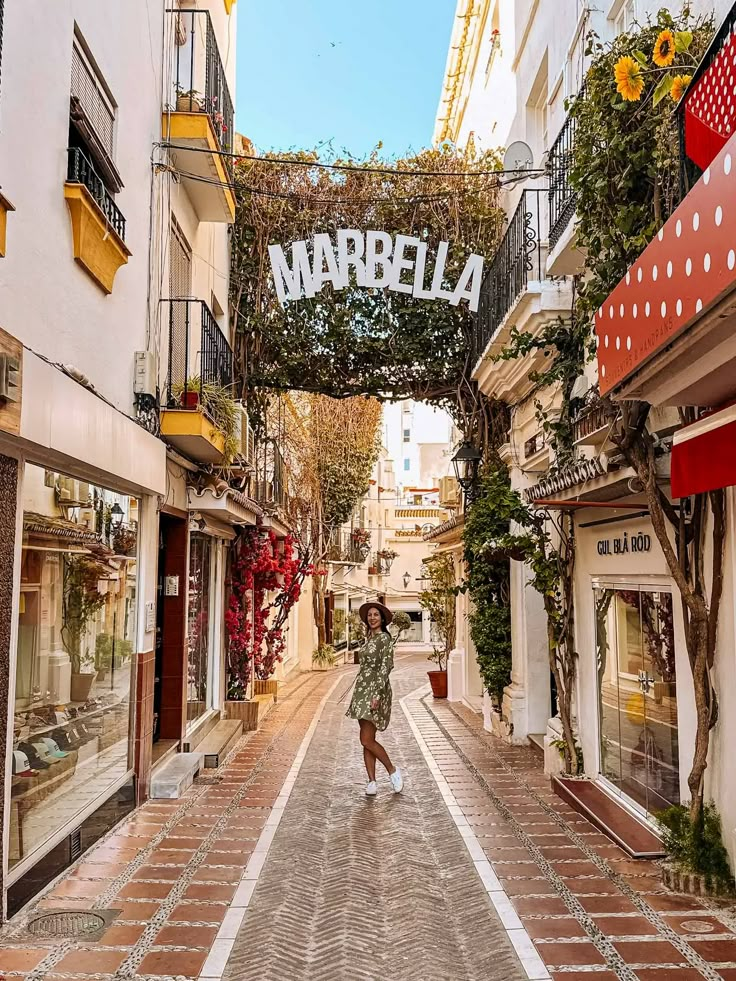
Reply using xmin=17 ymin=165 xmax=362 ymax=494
xmin=346 ymin=602 xmax=403 ymax=796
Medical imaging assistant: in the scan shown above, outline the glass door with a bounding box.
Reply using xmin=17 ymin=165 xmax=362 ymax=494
xmin=595 ymin=585 xmax=679 ymax=815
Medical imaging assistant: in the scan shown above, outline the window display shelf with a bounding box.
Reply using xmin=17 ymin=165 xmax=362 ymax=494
xmin=14 ymin=694 xmax=129 ymax=746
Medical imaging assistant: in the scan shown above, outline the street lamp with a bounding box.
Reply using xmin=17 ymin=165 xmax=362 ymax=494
xmin=110 ymin=503 xmax=125 ymax=529
xmin=451 ymin=441 xmax=482 ymax=507
xmin=402 ymin=572 xmax=411 ymax=589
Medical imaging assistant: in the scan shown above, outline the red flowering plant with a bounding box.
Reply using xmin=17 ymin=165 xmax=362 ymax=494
xmin=225 ymin=527 xmax=315 ymax=698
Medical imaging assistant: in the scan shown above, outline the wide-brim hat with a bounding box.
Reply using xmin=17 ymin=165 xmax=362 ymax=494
xmin=358 ymin=601 xmax=393 ymax=625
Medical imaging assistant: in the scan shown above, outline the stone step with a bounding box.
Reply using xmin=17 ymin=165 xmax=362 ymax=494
xmin=150 ymin=751 xmax=203 ymax=799
xmin=198 ymin=719 xmax=243 ymax=768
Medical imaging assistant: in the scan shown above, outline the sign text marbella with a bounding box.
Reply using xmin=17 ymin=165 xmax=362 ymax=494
xmin=268 ymin=230 xmax=485 ymax=312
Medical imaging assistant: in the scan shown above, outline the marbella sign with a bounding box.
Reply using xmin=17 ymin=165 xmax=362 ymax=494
xmin=268 ymin=230 xmax=485 ymax=311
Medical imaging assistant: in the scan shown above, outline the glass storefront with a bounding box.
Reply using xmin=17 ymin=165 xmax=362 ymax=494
xmin=595 ymin=584 xmax=679 ymax=815
xmin=11 ymin=464 xmax=137 ymax=871
xmin=187 ymin=532 xmax=212 ymax=725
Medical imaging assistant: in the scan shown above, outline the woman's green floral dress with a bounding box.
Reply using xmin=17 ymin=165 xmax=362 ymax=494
xmin=346 ymin=631 xmax=394 ymax=731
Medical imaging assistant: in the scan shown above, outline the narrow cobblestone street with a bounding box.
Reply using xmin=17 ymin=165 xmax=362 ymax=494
xmin=1 ymin=656 xmax=736 ymax=981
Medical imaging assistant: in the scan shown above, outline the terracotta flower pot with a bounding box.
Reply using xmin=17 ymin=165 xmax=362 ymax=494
xmin=181 ymin=390 xmax=199 ymax=408
xmin=70 ymin=671 xmax=96 ymax=703
xmin=428 ymin=670 xmax=448 ymax=698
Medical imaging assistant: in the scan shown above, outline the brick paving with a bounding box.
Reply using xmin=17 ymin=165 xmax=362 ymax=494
xmin=0 ymin=654 xmax=735 ymax=981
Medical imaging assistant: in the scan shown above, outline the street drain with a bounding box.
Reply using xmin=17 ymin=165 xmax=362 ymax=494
xmin=26 ymin=910 xmax=112 ymax=939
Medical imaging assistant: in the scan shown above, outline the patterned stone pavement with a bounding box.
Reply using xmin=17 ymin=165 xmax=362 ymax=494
xmin=0 ymin=653 xmax=735 ymax=981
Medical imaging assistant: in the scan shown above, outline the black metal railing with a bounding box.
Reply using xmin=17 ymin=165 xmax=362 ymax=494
xmin=572 ymin=397 xmax=618 ymax=444
xmin=164 ymin=299 xmax=233 ymax=407
xmin=472 ymin=188 xmax=545 ymax=363
xmin=168 ymin=9 xmax=234 ymax=174
xmin=66 ymin=147 xmax=126 ymax=240
xmin=548 ymin=112 xmax=576 ymax=250
xmin=251 ymin=438 xmax=288 ymax=509
xmin=327 ymin=529 xmax=371 ymax=565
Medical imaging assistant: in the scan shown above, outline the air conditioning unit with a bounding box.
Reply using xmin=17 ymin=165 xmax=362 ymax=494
xmin=233 ymin=403 xmax=255 ymax=466
xmin=57 ymin=477 xmax=90 ymax=506
xmin=439 ymin=476 xmax=460 ymax=509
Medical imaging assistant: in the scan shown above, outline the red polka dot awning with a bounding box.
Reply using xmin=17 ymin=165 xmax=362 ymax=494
xmin=683 ymin=22 xmax=736 ymax=172
xmin=671 ymin=404 xmax=736 ymax=497
xmin=595 ymin=131 xmax=736 ymax=396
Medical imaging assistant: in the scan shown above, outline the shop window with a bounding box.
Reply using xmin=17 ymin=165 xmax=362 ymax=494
xmin=11 ymin=463 xmax=138 ymax=873
xmin=187 ymin=532 xmax=212 ymax=725
xmin=595 ymin=585 xmax=679 ymax=816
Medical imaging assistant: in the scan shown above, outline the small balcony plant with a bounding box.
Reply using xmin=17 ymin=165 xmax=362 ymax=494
xmin=172 ymin=376 xmax=239 ymax=463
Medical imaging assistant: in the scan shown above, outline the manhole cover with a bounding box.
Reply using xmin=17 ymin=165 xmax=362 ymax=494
xmin=680 ymin=920 xmax=716 ymax=934
xmin=27 ymin=911 xmax=108 ymax=938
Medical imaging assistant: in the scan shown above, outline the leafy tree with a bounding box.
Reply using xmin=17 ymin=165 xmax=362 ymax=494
xmin=419 ymin=553 xmax=457 ymax=671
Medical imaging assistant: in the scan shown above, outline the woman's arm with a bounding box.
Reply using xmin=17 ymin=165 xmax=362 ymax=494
xmin=375 ymin=633 xmax=394 ymax=684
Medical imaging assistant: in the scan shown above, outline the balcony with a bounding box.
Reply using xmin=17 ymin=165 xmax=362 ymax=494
xmin=596 ymin=1 xmax=736 ymax=414
xmin=546 ymin=110 xmax=584 ymax=276
xmin=572 ymin=398 xmax=619 ymax=449
xmin=64 ymin=147 xmax=131 ymax=293
xmin=250 ymin=438 xmax=289 ymax=511
xmin=367 ymin=551 xmax=392 ymax=576
xmin=163 ymin=9 xmax=235 ymax=222
xmin=327 ymin=530 xmax=371 ymax=567
xmin=160 ymin=299 xmax=234 ymax=464
xmin=472 ymin=188 xmax=574 ymax=403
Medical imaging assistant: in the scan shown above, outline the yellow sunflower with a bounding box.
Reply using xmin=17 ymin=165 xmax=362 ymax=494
xmin=614 ymin=56 xmax=645 ymax=102
xmin=653 ymin=29 xmax=676 ymax=67
xmin=671 ymin=73 xmax=693 ymax=102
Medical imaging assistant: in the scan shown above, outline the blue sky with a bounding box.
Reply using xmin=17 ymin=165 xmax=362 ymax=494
xmin=235 ymin=1 xmax=455 ymax=159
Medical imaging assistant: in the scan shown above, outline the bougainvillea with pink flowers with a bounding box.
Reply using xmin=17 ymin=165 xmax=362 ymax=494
xmin=225 ymin=527 xmax=316 ymax=697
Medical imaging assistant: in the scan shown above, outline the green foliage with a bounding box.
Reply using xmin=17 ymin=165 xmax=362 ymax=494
xmin=312 ymin=644 xmax=338 ymax=668
xmin=173 ymin=377 xmax=240 ymax=464
xmin=463 ymin=469 xmax=516 ymax=704
xmin=657 ymin=802 xmax=735 ymax=893
xmin=94 ymin=634 xmax=133 ymax=673
xmin=390 ymin=611 xmax=412 ymax=643
xmin=569 ymin=10 xmax=713 ymax=327
xmin=419 ymin=553 xmax=457 ymax=671
xmin=550 ymin=737 xmax=584 ymax=773
xmin=231 ymin=145 xmax=505 ymax=407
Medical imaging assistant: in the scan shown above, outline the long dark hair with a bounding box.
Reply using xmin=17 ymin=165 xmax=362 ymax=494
xmin=365 ymin=606 xmax=391 ymax=637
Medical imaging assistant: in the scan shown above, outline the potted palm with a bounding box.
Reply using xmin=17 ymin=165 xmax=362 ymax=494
xmin=419 ymin=554 xmax=457 ymax=698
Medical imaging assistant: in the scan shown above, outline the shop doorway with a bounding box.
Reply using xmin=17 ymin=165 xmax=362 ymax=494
xmin=595 ymin=584 xmax=679 ymax=816
xmin=153 ymin=513 xmax=188 ymax=762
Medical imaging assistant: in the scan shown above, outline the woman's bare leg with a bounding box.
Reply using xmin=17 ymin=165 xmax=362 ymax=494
xmin=359 ymin=719 xmax=395 ymax=775
xmin=363 ymin=745 xmax=376 ymax=781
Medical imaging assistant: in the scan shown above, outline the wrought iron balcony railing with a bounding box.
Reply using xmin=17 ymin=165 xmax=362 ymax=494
xmin=327 ymin=529 xmax=371 ymax=565
xmin=547 ymin=112 xmax=577 ymax=250
xmin=572 ymin=397 xmax=618 ymax=446
xmin=472 ymin=188 xmax=545 ymax=363
xmin=164 ymin=298 xmax=233 ymax=408
xmin=168 ymin=8 xmax=234 ymax=175
xmin=251 ymin=438 xmax=288 ymax=509
xmin=66 ymin=147 xmax=126 ymax=241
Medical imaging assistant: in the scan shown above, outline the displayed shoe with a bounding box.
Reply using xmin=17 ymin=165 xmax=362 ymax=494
xmin=389 ymin=768 xmax=403 ymax=793
xmin=365 ymin=781 xmax=377 ymax=797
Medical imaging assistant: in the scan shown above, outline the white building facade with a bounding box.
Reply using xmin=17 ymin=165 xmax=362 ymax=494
xmin=0 ymin=0 xmax=245 ymax=919
xmin=435 ymin=0 xmax=736 ymax=867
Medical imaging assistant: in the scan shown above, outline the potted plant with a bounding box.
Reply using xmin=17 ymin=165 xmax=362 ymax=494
xmin=62 ymin=556 xmax=106 ymax=701
xmin=312 ymin=644 xmax=338 ymax=671
xmin=176 ymin=87 xmax=203 ymax=112
xmin=173 ymin=377 xmax=240 ymax=463
xmin=368 ymin=563 xmax=378 ymax=575
xmin=377 ymin=547 xmax=398 ymax=572
xmin=112 ymin=526 xmax=137 ymax=556
xmin=419 ymin=554 xmax=457 ymax=698
xmin=389 ymin=611 xmax=411 ymax=645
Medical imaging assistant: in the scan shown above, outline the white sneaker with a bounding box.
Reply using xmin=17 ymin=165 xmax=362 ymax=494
xmin=389 ymin=768 xmax=403 ymax=793
xmin=365 ymin=781 xmax=377 ymax=796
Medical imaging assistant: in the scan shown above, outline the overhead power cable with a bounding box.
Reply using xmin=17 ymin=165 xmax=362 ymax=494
xmin=156 ymin=141 xmax=546 ymax=180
